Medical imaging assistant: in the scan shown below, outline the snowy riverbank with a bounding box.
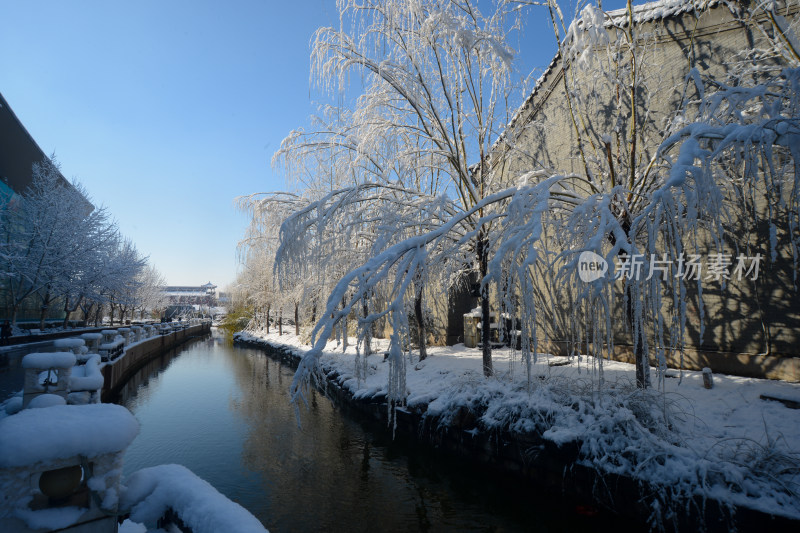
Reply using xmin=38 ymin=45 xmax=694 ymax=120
xmin=236 ymin=329 xmax=800 ymax=529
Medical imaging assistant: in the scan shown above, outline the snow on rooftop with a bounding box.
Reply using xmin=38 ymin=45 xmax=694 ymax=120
xmin=605 ymin=0 xmax=719 ymax=25
xmin=0 ymin=404 xmax=139 ymax=468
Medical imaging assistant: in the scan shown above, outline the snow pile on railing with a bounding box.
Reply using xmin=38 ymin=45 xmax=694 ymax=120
xmin=53 ymin=338 xmax=87 ymax=354
xmin=120 ymin=464 xmax=268 ymax=533
xmin=21 ymin=351 xmax=76 ymax=371
xmin=68 ymin=353 xmax=104 ymax=392
xmin=26 ymin=393 xmax=66 ymax=409
xmin=0 ymin=404 xmax=138 ymax=468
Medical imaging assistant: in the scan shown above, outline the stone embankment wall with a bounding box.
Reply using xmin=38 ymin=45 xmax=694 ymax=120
xmin=101 ymin=323 xmax=210 ymax=401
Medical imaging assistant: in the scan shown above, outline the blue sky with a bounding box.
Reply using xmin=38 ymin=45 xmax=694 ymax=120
xmin=1 ymin=0 xmax=626 ymax=289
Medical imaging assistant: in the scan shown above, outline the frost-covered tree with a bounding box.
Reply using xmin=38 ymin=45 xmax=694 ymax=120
xmin=270 ymin=0 xmax=527 ymax=375
xmin=236 ymin=194 xmax=291 ymax=334
xmin=103 ymin=239 xmax=147 ymax=325
xmin=0 ymin=157 xmax=116 ymax=326
xmin=273 ymin=107 xmax=473 ymax=359
xmin=488 ymin=0 xmax=800 ymax=387
xmin=129 ymin=265 xmax=167 ymax=321
xmin=279 ymin=0 xmax=799 ymax=411
xmin=59 ymin=218 xmax=121 ymax=328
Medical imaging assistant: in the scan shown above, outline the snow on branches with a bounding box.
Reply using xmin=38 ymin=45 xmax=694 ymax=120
xmin=0 ymin=156 xmax=153 ymax=326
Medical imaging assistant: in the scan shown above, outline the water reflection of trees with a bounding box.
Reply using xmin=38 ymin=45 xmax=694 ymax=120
xmin=226 ymin=349 xmax=410 ymax=531
xmin=114 ymin=336 xmax=212 ymax=406
xmin=223 ymin=347 xmax=541 ymax=532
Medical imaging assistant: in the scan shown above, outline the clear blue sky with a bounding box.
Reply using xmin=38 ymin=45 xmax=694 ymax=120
xmin=1 ymin=0 xmax=626 ymax=289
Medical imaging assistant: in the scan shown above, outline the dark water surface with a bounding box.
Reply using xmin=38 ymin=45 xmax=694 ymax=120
xmin=117 ymin=330 xmax=614 ymax=532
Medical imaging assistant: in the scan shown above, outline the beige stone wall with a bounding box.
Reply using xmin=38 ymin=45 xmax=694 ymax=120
xmin=494 ymin=3 xmax=791 ymax=180
xmin=483 ymin=2 xmax=800 ymax=378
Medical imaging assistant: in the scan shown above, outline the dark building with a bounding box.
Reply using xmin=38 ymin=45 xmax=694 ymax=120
xmin=0 ymin=91 xmax=93 ymax=323
xmin=0 ymin=92 xmax=77 ymax=201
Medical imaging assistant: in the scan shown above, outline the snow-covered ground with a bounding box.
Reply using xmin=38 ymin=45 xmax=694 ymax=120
xmin=238 ymin=329 xmax=800 ymax=525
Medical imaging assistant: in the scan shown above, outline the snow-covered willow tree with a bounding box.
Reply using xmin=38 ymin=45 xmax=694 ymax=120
xmin=278 ymin=0 xmax=799 ymax=411
xmin=271 ymin=108 xmax=425 ymax=354
xmin=236 ymin=192 xmax=310 ymax=335
xmin=269 ymin=0 xmax=526 ymax=376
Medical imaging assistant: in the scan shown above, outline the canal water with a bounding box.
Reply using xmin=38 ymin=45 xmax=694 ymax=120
xmin=116 ymin=329 xmax=614 ymax=532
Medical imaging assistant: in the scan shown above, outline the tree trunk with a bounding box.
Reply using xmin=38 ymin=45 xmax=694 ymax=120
xmin=38 ymin=306 xmax=47 ymax=330
xmin=414 ymin=287 xmax=427 ymax=361
xmin=266 ymin=304 xmax=270 ymax=334
xmin=341 ymin=295 xmax=348 ymax=352
xmin=362 ymin=299 xmax=372 ymax=357
xmin=63 ymin=301 xmax=72 ymax=329
xmin=63 ymin=301 xmax=70 ymax=329
xmin=614 ymin=228 xmax=650 ymax=389
xmin=295 ymin=302 xmax=299 ymax=336
xmin=38 ymin=290 xmax=51 ymax=330
xmin=82 ymin=303 xmax=93 ymax=324
xmin=626 ymin=281 xmax=650 ymax=388
xmin=477 ymin=231 xmax=493 ymax=376
xmin=63 ymin=297 xmax=83 ymax=329
xmin=278 ymin=308 xmax=283 ymax=336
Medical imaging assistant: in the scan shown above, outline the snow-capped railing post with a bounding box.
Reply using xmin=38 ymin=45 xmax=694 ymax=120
xmin=21 ymin=352 xmax=76 ymax=409
xmin=0 ymin=404 xmax=139 ymax=532
xmin=117 ymin=327 xmax=132 ymax=346
xmin=98 ymin=330 xmax=124 ymax=362
xmin=143 ymin=325 xmax=154 ymax=339
xmin=53 ymin=338 xmax=87 ymax=355
xmin=130 ymin=325 xmax=143 ymax=343
xmin=80 ymin=333 xmax=103 ymax=354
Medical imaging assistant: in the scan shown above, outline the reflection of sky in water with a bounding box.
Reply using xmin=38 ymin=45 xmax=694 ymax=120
xmin=120 ymin=332 xmax=615 ymax=532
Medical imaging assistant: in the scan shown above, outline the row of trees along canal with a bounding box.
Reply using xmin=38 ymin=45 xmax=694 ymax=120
xmin=233 ymin=0 xmax=800 ymax=405
xmin=0 ymin=157 xmax=167 ymax=328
